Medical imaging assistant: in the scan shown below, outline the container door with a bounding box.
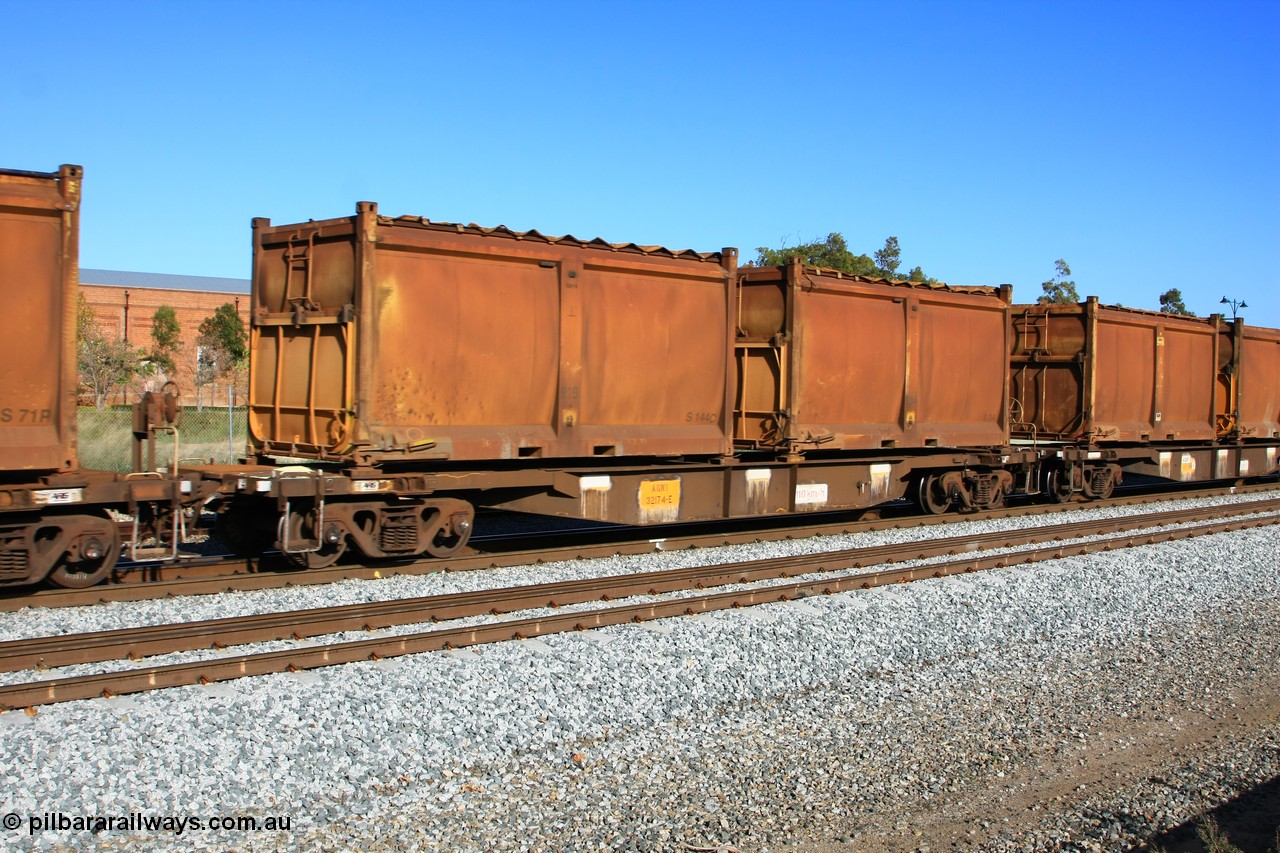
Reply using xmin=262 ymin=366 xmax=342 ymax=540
xmin=249 ymin=218 xmax=357 ymax=457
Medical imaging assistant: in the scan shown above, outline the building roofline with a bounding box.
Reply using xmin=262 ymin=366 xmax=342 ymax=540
xmin=80 ymin=268 xmax=250 ymax=293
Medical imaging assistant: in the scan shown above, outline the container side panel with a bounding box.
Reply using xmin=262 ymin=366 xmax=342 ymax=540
xmin=793 ymin=289 xmax=905 ymax=437
xmin=1093 ymin=320 xmax=1155 ymax=434
xmin=1239 ymin=329 xmax=1280 ymax=438
xmin=370 ymin=251 xmax=558 ymax=428
xmin=1159 ymin=326 xmax=1215 ymax=437
xmin=916 ymin=301 xmax=1008 ymax=442
xmin=1013 ymin=304 xmax=1222 ymax=442
xmin=253 ymin=214 xmax=733 ymax=461
xmin=579 ymin=268 xmax=726 ymax=429
xmin=0 ymin=175 xmax=74 ymax=472
xmin=0 ymin=213 xmax=61 ymax=431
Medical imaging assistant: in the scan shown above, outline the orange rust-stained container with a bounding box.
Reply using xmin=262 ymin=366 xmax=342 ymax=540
xmin=1218 ymin=320 xmax=1280 ymax=440
xmin=734 ymin=260 xmax=1012 ymax=451
xmin=0 ymin=165 xmax=82 ymax=473
xmin=1009 ymin=298 xmax=1220 ymax=443
xmin=248 ymin=203 xmax=737 ymax=463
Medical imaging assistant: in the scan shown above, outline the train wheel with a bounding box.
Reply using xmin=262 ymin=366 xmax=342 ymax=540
xmin=45 ymin=513 xmax=122 ymax=589
xmin=916 ymin=474 xmax=951 ymax=515
xmin=985 ymin=486 xmax=1005 ymax=510
xmin=281 ymin=511 xmax=348 ymax=569
xmin=424 ymin=510 xmax=474 ymax=558
xmin=1044 ymin=467 xmax=1074 ymax=504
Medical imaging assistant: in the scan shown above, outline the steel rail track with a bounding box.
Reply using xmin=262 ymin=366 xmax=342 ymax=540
xmin=3 ymin=497 xmax=1278 ymax=673
xmin=0 ymin=501 xmax=1276 ymax=710
xmin=5 ymin=481 xmax=1277 ymax=612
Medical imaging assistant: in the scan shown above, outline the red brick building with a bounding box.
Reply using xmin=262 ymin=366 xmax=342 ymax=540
xmin=79 ymin=269 xmax=251 ymax=408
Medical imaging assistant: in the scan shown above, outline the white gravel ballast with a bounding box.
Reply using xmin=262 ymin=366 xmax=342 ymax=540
xmin=0 ymin=496 xmax=1277 ymax=852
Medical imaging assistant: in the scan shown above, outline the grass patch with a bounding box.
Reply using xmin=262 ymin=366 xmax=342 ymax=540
xmin=77 ymin=406 xmax=248 ymax=472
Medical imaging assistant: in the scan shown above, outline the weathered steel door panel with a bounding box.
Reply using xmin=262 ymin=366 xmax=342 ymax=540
xmin=915 ymin=297 xmax=1009 ymax=441
xmin=1158 ymin=324 xmax=1216 ymax=437
xmin=1092 ymin=319 xmax=1156 ymax=435
xmin=0 ymin=165 xmax=81 ymax=473
xmin=250 ymin=221 xmax=358 ymax=456
xmin=794 ymin=286 xmax=906 ymax=436
xmin=576 ymin=264 xmax=730 ymax=455
xmin=372 ymin=250 xmax=560 ymax=429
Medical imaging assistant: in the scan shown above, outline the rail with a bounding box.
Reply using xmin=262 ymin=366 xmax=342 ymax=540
xmin=1 ymin=498 xmax=1276 ymax=710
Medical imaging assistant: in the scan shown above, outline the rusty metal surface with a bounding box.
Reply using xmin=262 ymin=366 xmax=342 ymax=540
xmin=249 ymin=205 xmax=736 ymax=463
xmin=735 ymin=261 xmax=1011 ymax=451
xmin=1010 ymin=298 xmax=1219 ymax=443
xmin=0 ymin=165 xmax=81 ymax=473
xmin=1236 ymin=324 xmax=1280 ymax=439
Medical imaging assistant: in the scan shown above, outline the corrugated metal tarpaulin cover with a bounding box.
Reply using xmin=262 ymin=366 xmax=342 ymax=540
xmin=0 ymin=165 xmax=82 ymax=473
xmin=248 ymin=204 xmax=737 ymax=462
xmin=1009 ymin=299 xmax=1220 ymax=443
xmin=734 ymin=262 xmax=1011 ymax=451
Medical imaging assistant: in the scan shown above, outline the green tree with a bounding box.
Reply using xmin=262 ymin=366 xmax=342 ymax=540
xmin=757 ymin=233 xmax=938 ymax=282
xmin=1037 ymin=259 xmax=1079 ymax=305
xmin=1158 ymin=288 xmax=1192 ymax=315
xmin=195 ymin=303 xmax=247 ymax=410
xmin=148 ymin=305 xmax=182 ymax=373
xmin=76 ymin=293 xmax=142 ymax=409
xmin=906 ymin=265 xmax=938 ymax=285
xmin=196 ymin=303 xmax=247 ymax=369
xmin=755 ymin=233 xmax=879 ymax=276
xmin=874 ymin=236 xmax=901 ymax=278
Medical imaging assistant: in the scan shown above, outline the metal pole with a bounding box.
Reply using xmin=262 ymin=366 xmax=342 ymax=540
xmin=228 ymin=382 xmax=234 ymax=462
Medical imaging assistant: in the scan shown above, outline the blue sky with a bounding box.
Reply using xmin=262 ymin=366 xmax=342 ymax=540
xmin=4 ymin=1 xmax=1277 ymax=326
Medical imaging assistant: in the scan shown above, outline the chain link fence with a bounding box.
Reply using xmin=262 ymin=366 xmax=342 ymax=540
xmin=78 ymin=406 xmax=249 ymax=473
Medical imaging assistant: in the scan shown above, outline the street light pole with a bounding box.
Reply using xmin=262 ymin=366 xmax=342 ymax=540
xmin=1220 ymin=296 xmax=1248 ymax=320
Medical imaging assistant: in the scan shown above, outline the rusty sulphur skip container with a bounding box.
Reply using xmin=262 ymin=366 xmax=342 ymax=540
xmin=1218 ymin=319 xmax=1280 ymax=440
xmin=0 ymin=165 xmax=82 ymax=473
xmin=248 ymin=203 xmax=737 ymax=463
xmin=734 ymin=259 xmax=1013 ymax=451
xmin=1009 ymin=298 xmax=1223 ymax=443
